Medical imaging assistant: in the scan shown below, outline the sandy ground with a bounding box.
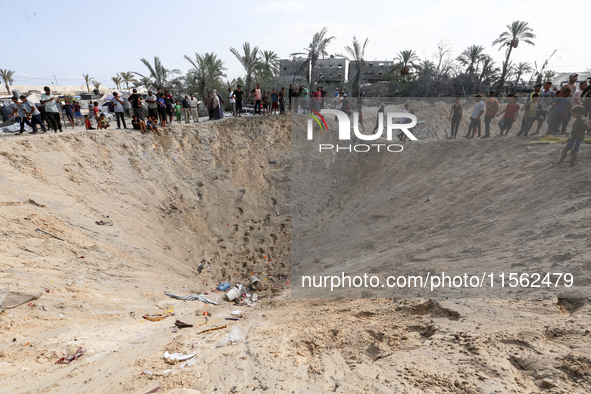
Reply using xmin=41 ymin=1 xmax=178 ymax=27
xmin=1 ymin=115 xmax=590 ymax=393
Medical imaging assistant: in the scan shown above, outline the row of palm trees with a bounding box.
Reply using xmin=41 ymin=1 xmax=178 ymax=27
xmin=2 ymin=21 xmax=557 ymax=99
xmin=337 ymin=21 xmax=547 ymax=95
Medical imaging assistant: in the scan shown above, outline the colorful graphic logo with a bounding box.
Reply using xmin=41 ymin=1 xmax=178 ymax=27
xmin=306 ymin=109 xmax=328 ymax=132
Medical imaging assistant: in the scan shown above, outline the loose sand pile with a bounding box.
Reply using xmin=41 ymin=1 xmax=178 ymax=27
xmin=0 ymin=117 xmax=590 ymax=393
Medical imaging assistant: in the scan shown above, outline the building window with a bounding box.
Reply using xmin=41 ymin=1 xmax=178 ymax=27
xmin=379 ymin=63 xmax=384 ymax=66
xmin=337 ymin=65 xmax=343 ymax=69
xmin=378 ymin=72 xmax=383 ymax=76
xmin=368 ymin=63 xmax=373 ymax=67
xmin=337 ymin=73 xmax=342 ymax=78
xmin=319 ymin=73 xmax=323 ymax=78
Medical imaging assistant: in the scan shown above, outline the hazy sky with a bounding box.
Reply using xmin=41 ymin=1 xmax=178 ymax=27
xmin=2 ymin=0 xmax=589 ymax=89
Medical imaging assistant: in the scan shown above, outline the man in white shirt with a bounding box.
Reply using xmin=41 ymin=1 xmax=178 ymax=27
xmin=12 ymin=96 xmax=33 ymax=134
xmin=145 ymin=91 xmax=158 ymax=119
xmin=21 ymin=95 xmax=47 ymax=134
xmin=111 ymin=92 xmax=127 ymax=129
xmin=228 ymin=88 xmax=236 ymax=116
xmin=573 ymin=81 xmax=587 ymax=107
xmin=188 ymin=94 xmax=200 ymax=123
xmin=466 ymin=95 xmax=485 ymax=138
xmin=40 ymin=86 xmax=62 ymax=132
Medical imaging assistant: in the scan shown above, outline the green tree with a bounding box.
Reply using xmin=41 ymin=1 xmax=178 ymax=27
xmin=134 ymin=56 xmax=181 ymax=90
xmin=492 ymin=20 xmax=536 ymax=95
xmin=543 ymin=69 xmax=557 ymax=82
xmin=111 ymin=74 xmax=123 ymax=90
xmin=92 ymin=80 xmax=101 ymax=90
xmin=257 ymin=50 xmax=280 ymax=81
xmin=456 ymin=45 xmax=485 ymax=75
xmin=135 ymin=76 xmax=152 ymax=90
xmin=184 ymin=52 xmax=226 ymax=99
xmin=479 ymin=55 xmax=499 ymax=83
xmin=0 ymin=69 xmax=15 ymax=95
xmin=291 ymin=27 xmax=335 ymax=90
xmin=119 ymin=71 xmax=137 ymax=91
xmin=512 ymin=61 xmax=533 ymax=92
xmin=338 ymin=36 xmax=369 ymax=96
xmin=82 ymin=73 xmax=94 ymax=92
xmin=230 ymin=42 xmax=262 ymax=95
xmin=393 ymin=50 xmax=420 ymax=82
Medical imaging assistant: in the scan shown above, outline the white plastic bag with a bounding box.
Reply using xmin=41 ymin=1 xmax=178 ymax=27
xmin=215 ymin=326 xmax=245 ymax=348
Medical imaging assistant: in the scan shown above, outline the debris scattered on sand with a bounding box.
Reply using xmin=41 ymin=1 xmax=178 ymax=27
xmin=164 ymin=291 xmax=219 ymax=305
xmin=34 ymin=228 xmax=64 ymax=241
xmin=163 ymin=351 xmax=197 ymax=364
xmin=55 ymin=347 xmax=85 ymax=364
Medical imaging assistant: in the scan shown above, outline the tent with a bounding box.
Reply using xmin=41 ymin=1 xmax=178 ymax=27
xmin=99 ymin=89 xmax=116 ymax=101
xmin=551 ymin=72 xmax=591 ymax=87
xmin=25 ymin=92 xmax=42 ymax=103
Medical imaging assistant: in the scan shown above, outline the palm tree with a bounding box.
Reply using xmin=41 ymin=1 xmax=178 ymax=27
xmin=291 ymin=27 xmax=335 ymax=90
xmin=338 ymin=36 xmax=369 ymax=96
xmin=82 ymin=73 xmax=94 ymax=92
xmin=416 ymin=60 xmax=436 ymax=78
xmin=230 ymin=42 xmax=261 ymax=95
xmin=119 ymin=71 xmax=137 ymax=91
xmin=512 ymin=61 xmax=533 ymax=92
xmin=393 ymin=50 xmax=420 ymax=81
xmin=456 ymin=45 xmax=485 ymax=75
xmin=111 ymin=74 xmax=123 ymax=90
xmin=184 ymin=52 xmax=226 ymax=99
xmin=492 ymin=20 xmax=536 ymax=95
xmin=479 ymin=56 xmax=500 ymax=84
xmin=92 ymin=80 xmax=101 ymax=90
xmin=0 ymin=69 xmax=15 ymax=95
xmin=257 ymin=50 xmax=280 ymax=81
xmin=135 ymin=76 xmax=152 ymax=91
xmin=543 ymin=70 xmax=557 ymax=83
xmin=134 ymin=56 xmax=181 ymax=90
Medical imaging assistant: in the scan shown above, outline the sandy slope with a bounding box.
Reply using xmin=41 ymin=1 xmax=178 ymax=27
xmin=1 ymin=117 xmax=590 ymax=393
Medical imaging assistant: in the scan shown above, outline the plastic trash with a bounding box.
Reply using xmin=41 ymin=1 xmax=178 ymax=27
xmin=250 ymin=276 xmax=261 ymax=290
xmin=217 ymin=282 xmax=231 ymax=291
xmin=163 ymin=351 xmax=197 ymax=364
xmin=180 ymin=358 xmax=197 ymax=369
xmin=225 ymin=287 xmax=240 ymax=301
xmin=55 ymin=347 xmax=85 ymax=364
xmin=164 ymin=291 xmax=219 ymax=305
xmin=215 ymin=326 xmax=245 ymax=348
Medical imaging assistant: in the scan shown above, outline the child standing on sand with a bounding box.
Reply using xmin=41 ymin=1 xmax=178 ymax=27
xmin=552 ymin=106 xmax=590 ymax=167
xmin=174 ymin=101 xmax=182 ymax=123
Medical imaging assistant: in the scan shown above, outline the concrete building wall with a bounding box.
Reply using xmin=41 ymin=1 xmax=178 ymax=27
xmin=348 ymin=60 xmax=393 ymax=82
xmin=315 ymin=57 xmax=347 ymax=83
xmin=280 ymin=59 xmax=309 ymax=80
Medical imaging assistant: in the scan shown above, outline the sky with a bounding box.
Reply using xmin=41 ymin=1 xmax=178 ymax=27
xmin=1 ymin=0 xmax=589 ymax=89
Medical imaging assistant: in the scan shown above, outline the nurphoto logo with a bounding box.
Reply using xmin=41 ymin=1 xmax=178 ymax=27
xmin=306 ymin=108 xmax=418 ymax=152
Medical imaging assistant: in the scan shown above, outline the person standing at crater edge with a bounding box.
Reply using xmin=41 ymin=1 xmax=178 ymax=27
xmin=40 ymin=86 xmax=62 ymax=133
xmin=128 ymin=88 xmax=144 ymax=121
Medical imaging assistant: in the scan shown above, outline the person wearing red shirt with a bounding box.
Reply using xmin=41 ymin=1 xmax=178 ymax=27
xmin=496 ymin=94 xmax=520 ymax=136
